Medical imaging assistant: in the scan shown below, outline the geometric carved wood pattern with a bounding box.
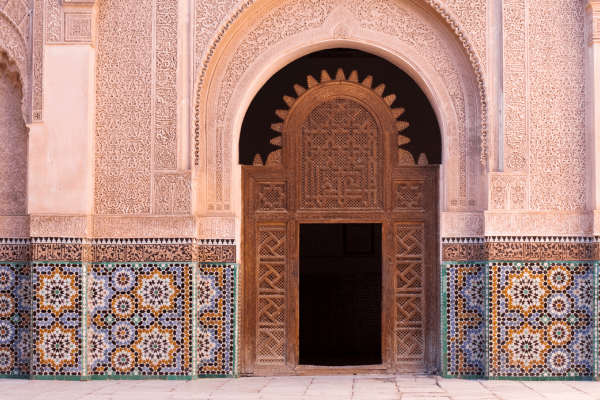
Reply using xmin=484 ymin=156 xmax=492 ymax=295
xmin=258 ymin=183 xmax=286 ymax=211
xmin=394 ymin=222 xmax=424 ymax=364
xmin=256 ymin=223 xmax=286 ymax=365
xmin=300 ymin=99 xmax=381 ymax=210
xmin=395 ymin=181 xmax=424 ymax=211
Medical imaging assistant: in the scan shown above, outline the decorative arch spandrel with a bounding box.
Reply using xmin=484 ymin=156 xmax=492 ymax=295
xmin=193 ymin=0 xmax=487 ymax=234
xmin=194 ymin=0 xmax=489 ymax=167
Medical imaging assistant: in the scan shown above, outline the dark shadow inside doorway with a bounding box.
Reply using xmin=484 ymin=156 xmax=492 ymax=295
xmin=299 ymin=223 xmax=382 ymax=366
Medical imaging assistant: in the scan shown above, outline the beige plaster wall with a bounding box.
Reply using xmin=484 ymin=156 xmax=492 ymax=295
xmin=28 ymin=44 xmax=94 ymax=215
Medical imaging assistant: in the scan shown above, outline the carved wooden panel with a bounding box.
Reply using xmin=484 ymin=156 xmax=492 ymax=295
xmin=300 ymin=99 xmax=381 ymax=210
xmin=394 ymin=222 xmax=424 ymax=365
xmin=394 ymin=181 xmax=424 ymax=211
xmin=243 ymin=78 xmax=439 ymax=374
xmin=256 ymin=223 xmax=286 ymax=365
xmin=258 ymin=183 xmax=287 ymax=212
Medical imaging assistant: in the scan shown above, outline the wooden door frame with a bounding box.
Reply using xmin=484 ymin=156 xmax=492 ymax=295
xmin=240 ymin=77 xmax=440 ymax=375
xmin=241 ymin=166 xmax=440 ymax=375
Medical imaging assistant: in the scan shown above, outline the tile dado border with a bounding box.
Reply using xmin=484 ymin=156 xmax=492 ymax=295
xmin=442 ymin=237 xmax=599 ymax=261
xmin=1 ymin=238 xmax=236 ymax=263
xmin=0 ymin=238 xmax=30 ymax=261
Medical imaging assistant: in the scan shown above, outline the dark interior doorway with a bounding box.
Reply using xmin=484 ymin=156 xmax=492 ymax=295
xmin=299 ymin=223 xmax=382 ymax=366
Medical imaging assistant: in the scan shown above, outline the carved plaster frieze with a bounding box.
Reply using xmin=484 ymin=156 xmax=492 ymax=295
xmin=154 ymin=0 xmax=178 ymax=171
xmin=93 ymin=216 xmax=196 ymax=238
xmin=95 ymin=0 xmax=153 ymax=214
xmin=95 ymin=0 xmax=181 ymax=216
xmin=64 ymin=12 xmax=93 ymax=42
xmin=588 ymin=1 xmax=600 ymax=44
xmin=442 ymin=212 xmax=485 ymax=237
xmin=425 ymin=0 xmax=488 ymax=166
xmin=594 ymin=210 xmax=600 ymax=236
xmin=32 ymin=0 xmax=44 ymax=121
xmin=502 ymin=0 xmax=527 ymax=176
xmin=528 ymin=0 xmax=586 ymax=211
xmin=154 ymin=173 xmax=191 ymax=214
xmin=489 ymin=173 xmax=526 ymax=211
xmin=0 ymin=216 xmax=30 ymax=238
xmin=485 ymin=212 xmax=593 ymax=236
xmin=46 ymin=0 xmax=62 ymax=42
xmin=30 ymin=215 xmax=91 ymax=237
xmin=197 ymin=217 xmax=236 ymax=239
xmin=0 ymin=0 xmax=29 ymax=39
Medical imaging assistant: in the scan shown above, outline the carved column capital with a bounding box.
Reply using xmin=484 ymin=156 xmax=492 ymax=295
xmin=587 ymin=1 xmax=600 ymax=44
xmin=594 ymin=210 xmax=600 ymax=236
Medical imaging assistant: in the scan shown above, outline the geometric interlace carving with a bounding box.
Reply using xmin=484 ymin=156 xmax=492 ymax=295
xmin=395 ymin=181 xmax=424 ymax=210
xmin=258 ymin=183 xmax=286 ymax=211
xmin=394 ymin=223 xmax=424 ymax=364
xmin=256 ymin=223 xmax=286 ymax=364
xmin=300 ymin=99 xmax=381 ymax=209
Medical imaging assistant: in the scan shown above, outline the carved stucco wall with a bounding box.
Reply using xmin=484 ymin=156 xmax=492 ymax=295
xmin=95 ymin=0 xmax=153 ymax=214
xmin=487 ymin=0 xmax=590 ymax=236
xmin=502 ymin=0 xmax=586 ymax=208
xmin=0 ymin=53 xmax=27 ymax=217
xmin=94 ymin=0 xmax=190 ymax=218
xmin=528 ymin=0 xmax=586 ymax=211
xmin=0 ymin=5 xmax=29 ymax=123
xmin=89 ymin=0 xmax=489 ymax=238
xmin=0 ymin=3 xmax=29 ymax=239
xmin=194 ymin=0 xmax=486 ymax=239
xmin=24 ymin=0 xmax=591 ymax=238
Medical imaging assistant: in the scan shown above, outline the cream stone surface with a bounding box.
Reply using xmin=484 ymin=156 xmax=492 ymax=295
xmin=1 ymin=376 xmax=600 ymax=399
xmin=28 ymin=44 xmax=94 ymax=216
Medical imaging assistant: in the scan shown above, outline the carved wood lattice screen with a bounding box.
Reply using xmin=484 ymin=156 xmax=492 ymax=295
xmin=394 ymin=222 xmax=425 ymax=364
xmin=300 ymin=99 xmax=381 ymax=209
xmin=256 ymin=223 xmax=286 ymax=365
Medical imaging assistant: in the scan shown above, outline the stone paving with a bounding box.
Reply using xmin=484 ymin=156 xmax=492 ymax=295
xmin=1 ymin=375 xmax=600 ymax=400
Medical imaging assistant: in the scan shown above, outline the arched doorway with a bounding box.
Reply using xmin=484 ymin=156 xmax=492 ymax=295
xmin=241 ymin=50 xmax=441 ymax=375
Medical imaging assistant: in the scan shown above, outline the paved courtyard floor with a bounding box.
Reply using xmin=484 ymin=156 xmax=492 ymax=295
xmin=1 ymin=375 xmax=600 ymax=400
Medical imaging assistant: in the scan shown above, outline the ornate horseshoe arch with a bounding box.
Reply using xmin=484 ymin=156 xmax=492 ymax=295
xmin=194 ymin=0 xmax=487 ymax=240
xmin=242 ymin=69 xmax=439 ymax=374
